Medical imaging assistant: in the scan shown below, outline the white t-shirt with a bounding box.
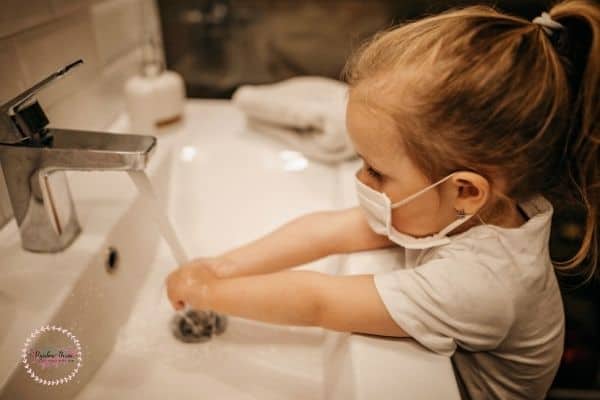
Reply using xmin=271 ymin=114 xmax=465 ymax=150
xmin=373 ymin=194 xmax=565 ymax=400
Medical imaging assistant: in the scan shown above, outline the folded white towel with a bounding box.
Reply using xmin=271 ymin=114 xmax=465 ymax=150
xmin=232 ymin=76 xmax=357 ymax=164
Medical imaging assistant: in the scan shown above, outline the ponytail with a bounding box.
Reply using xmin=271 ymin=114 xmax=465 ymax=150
xmin=546 ymin=0 xmax=599 ymax=281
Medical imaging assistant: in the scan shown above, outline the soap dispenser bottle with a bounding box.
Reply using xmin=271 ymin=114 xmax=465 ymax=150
xmin=124 ymin=37 xmax=185 ymax=134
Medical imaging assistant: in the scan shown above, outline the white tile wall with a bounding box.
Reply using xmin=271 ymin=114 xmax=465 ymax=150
xmin=0 ymin=0 xmax=163 ymax=229
xmin=0 ymin=39 xmax=26 ymax=102
xmin=0 ymin=38 xmax=25 ymax=227
xmin=0 ymin=0 xmax=54 ymax=38
xmin=50 ymin=0 xmax=95 ymax=18
xmin=0 ymin=166 xmax=10 ymax=224
xmin=92 ymin=0 xmax=145 ymax=66
xmin=17 ymin=9 xmax=102 ymax=107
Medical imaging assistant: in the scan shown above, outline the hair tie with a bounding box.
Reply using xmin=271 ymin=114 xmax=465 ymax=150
xmin=532 ymin=12 xmax=565 ymax=36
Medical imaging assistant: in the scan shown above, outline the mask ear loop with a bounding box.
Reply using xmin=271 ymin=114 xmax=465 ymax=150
xmin=474 ymin=212 xmax=488 ymax=226
xmin=390 ymin=173 xmax=456 ymax=209
xmin=457 ymin=207 xmax=488 ymax=226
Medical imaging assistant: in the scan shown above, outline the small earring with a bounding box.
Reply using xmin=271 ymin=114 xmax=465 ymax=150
xmin=456 ymin=208 xmax=466 ymax=218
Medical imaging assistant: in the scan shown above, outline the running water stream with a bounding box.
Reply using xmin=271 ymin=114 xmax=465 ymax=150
xmin=128 ymin=171 xmax=203 ymax=336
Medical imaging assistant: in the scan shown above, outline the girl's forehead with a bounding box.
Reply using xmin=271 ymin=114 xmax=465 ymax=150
xmin=347 ymin=85 xmax=400 ymax=128
xmin=346 ymin=92 xmax=405 ymax=159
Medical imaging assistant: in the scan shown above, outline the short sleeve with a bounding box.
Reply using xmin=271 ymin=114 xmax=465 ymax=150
xmin=373 ymin=258 xmax=515 ymax=356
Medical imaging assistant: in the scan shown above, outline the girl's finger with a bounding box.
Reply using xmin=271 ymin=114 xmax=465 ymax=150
xmin=165 ymin=275 xmax=184 ymax=310
xmin=168 ymin=291 xmax=185 ymax=311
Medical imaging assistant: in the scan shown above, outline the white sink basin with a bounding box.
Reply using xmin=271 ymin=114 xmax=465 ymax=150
xmin=0 ymin=100 xmax=460 ymax=399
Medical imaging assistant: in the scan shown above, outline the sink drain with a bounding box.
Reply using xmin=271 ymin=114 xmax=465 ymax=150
xmin=105 ymin=246 xmax=119 ymax=273
xmin=171 ymin=308 xmax=227 ymax=343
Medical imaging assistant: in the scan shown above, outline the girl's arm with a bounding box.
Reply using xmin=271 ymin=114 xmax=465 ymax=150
xmin=166 ymin=266 xmax=408 ymax=338
xmin=210 ymin=206 xmax=395 ymax=279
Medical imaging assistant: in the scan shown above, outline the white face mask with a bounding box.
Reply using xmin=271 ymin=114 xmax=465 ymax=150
xmin=354 ymin=170 xmax=475 ymax=249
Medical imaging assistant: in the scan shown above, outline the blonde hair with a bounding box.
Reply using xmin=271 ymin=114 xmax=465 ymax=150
xmin=342 ymin=1 xmax=599 ymax=280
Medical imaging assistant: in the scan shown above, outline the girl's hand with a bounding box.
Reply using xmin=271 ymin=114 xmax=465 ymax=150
xmin=165 ymin=258 xmax=220 ymax=311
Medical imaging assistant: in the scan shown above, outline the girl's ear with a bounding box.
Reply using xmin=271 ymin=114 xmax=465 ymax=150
xmin=451 ymin=172 xmax=489 ymax=215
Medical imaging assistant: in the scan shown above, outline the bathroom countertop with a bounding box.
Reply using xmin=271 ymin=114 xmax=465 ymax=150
xmin=1 ymin=100 xmax=461 ymax=399
xmin=0 ymin=111 xmax=179 ymax=388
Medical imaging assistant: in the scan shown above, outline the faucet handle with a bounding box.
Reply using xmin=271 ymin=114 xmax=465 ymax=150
xmin=0 ymin=59 xmax=83 ymax=144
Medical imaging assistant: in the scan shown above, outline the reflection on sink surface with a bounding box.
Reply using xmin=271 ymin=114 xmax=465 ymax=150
xmin=1 ymin=100 xmax=460 ymax=400
xmin=76 ymin=99 xmax=340 ymax=400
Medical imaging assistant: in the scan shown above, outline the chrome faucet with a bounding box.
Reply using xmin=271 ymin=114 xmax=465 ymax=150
xmin=0 ymin=59 xmax=157 ymax=253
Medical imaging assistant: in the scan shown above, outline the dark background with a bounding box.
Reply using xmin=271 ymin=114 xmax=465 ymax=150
xmin=156 ymin=0 xmax=554 ymax=98
xmin=156 ymin=1 xmax=599 ymax=398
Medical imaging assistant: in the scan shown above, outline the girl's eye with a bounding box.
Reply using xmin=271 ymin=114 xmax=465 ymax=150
xmin=366 ymin=166 xmax=382 ymax=180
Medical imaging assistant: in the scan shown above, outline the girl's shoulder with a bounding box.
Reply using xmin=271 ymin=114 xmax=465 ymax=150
xmin=416 ymin=194 xmax=556 ymax=293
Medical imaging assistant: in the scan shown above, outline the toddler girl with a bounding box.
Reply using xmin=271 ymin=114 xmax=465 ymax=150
xmin=167 ymin=1 xmax=599 ymax=398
